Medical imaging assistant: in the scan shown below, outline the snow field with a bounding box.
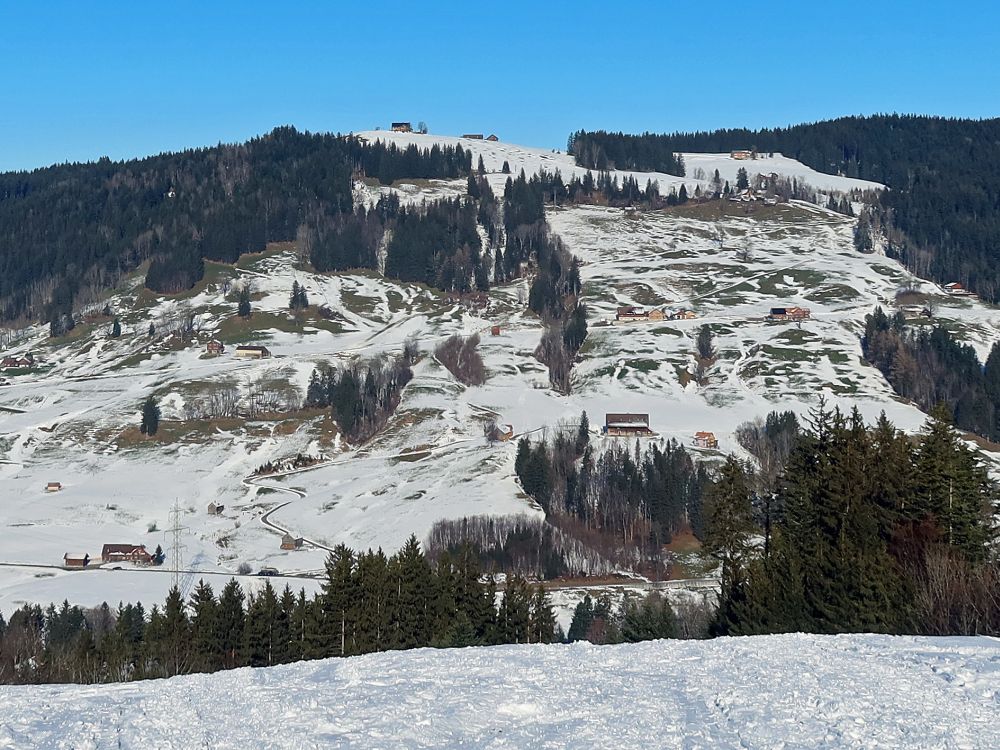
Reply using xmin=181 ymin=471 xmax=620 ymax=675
xmin=1 ymin=634 xmax=997 ymax=749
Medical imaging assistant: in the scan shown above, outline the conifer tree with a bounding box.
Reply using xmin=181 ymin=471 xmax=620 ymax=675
xmin=238 ymin=284 xmax=252 ymax=318
xmin=189 ymin=580 xmax=220 ymax=673
xmin=139 ymin=395 xmax=160 ymax=436
xmin=216 ymin=579 xmax=246 ymax=669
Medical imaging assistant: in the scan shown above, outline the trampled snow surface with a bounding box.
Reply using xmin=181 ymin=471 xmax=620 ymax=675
xmin=2 ymin=634 xmax=999 ymax=749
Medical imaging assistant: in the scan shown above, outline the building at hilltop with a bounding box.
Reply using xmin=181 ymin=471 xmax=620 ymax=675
xmin=391 ymin=122 xmax=412 ymax=133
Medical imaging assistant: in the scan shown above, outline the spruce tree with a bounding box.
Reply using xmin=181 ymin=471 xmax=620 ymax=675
xmin=189 ymin=580 xmax=219 ymax=673
xmin=216 ymin=578 xmax=246 ymax=669
xmin=139 ymin=395 xmax=160 ymax=436
xmin=238 ymin=285 xmax=252 ymax=318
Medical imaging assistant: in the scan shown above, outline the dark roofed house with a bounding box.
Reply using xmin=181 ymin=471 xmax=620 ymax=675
xmin=603 ymin=413 xmax=654 ymax=437
xmin=391 ymin=122 xmax=412 ymax=133
xmin=486 ymin=134 xmax=499 ymax=142
xmin=101 ymin=544 xmax=153 ymax=565
xmin=462 ymin=133 xmax=484 ymax=140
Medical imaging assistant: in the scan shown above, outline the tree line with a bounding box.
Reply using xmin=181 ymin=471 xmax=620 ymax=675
xmin=0 ymin=537 xmax=557 ymax=685
xmin=514 ymin=413 xmax=710 ymax=569
xmin=707 ymin=403 xmax=1000 ymax=637
xmin=862 ymin=306 xmax=1000 ymax=441
xmin=426 ymin=514 xmax=618 ymax=580
xmin=567 ymin=130 xmax=686 ymax=175
xmin=568 ymin=116 xmax=1000 ymax=301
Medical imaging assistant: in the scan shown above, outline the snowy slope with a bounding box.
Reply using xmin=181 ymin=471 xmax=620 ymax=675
xmin=356 ymin=130 xmax=885 ymax=195
xmin=2 ymin=634 xmax=999 ymax=749
xmin=1 ymin=131 xmax=997 ymax=617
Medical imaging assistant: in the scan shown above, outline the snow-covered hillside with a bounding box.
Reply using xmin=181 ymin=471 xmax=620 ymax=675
xmin=2 ymin=634 xmax=998 ymax=749
xmin=2 ymin=130 xmax=998 ymax=616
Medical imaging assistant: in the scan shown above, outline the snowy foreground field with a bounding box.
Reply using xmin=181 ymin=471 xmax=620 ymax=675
xmin=2 ymin=634 xmax=999 ymax=749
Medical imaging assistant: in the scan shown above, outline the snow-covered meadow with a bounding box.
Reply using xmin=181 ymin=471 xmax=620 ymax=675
xmin=2 ymin=634 xmax=998 ymax=749
xmin=2 ymin=130 xmax=1000 ymax=615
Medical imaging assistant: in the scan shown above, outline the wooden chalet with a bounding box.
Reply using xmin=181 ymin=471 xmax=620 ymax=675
xmin=693 ymin=431 xmax=719 ymax=449
xmin=206 ymin=340 xmax=225 ymax=355
xmin=730 ymin=149 xmax=753 ymax=160
xmin=944 ymin=282 xmax=975 ymax=297
xmin=462 ymin=133 xmax=484 ymax=140
xmin=1 ymin=353 xmax=34 ymax=368
xmin=46 ymin=482 xmax=63 ymax=492
xmin=101 ymin=544 xmax=153 ymax=565
xmin=615 ymin=306 xmax=666 ymax=324
xmin=391 ymin=122 xmax=412 ymax=132
xmin=281 ymin=533 xmax=304 ymax=551
xmin=486 ymin=134 xmax=499 ymax=142
xmin=767 ymin=306 xmax=811 ymax=322
xmin=63 ymin=553 xmax=90 ymax=569
xmin=603 ymin=413 xmax=654 ymax=437
xmin=235 ymin=344 xmax=271 ymax=359
xmin=207 ymin=502 xmax=225 ymax=516
xmin=667 ymin=309 xmax=697 ymax=320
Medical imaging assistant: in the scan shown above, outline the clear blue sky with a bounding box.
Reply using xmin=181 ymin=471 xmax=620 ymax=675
xmin=2 ymin=1 xmax=998 ymax=172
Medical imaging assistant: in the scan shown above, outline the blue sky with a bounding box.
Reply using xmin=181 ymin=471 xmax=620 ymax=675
xmin=2 ymin=1 xmax=998 ymax=171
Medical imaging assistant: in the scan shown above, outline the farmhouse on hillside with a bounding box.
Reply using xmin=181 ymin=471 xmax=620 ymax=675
xmin=206 ymin=340 xmax=225 ymax=355
xmin=281 ymin=533 xmax=304 ymax=551
xmin=207 ymin=502 xmax=225 ymax=516
xmin=462 ymin=133 xmax=484 ymax=140
xmin=46 ymin=482 xmax=63 ymax=492
xmin=730 ymin=149 xmax=753 ymax=160
xmin=63 ymin=553 xmax=90 ymax=569
xmin=235 ymin=345 xmax=271 ymax=359
xmin=486 ymin=134 xmax=499 ymax=142
xmin=668 ymin=309 xmax=697 ymax=320
xmin=391 ymin=122 xmax=412 ymax=132
xmin=943 ymin=282 xmax=975 ymax=297
xmin=693 ymin=431 xmax=719 ymax=449
xmin=1 ymin=353 xmax=34 ymax=368
xmin=603 ymin=413 xmax=655 ymax=437
xmin=767 ymin=306 xmax=811 ymax=322
xmin=101 ymin=544 xmax=153 ymax=565
xmin=614 ymin=306 xmax=667 ymax=324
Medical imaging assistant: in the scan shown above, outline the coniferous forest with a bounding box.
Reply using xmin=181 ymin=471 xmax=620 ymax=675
xmin=569 ymin=116 xmax=1000 ymax=301
xmin=0 ymin=127 xmax=472 ymax=330
xmin=862 ymin=306 xmax=1000 ymax=441
xmin=708 ymin=404 xmax=999 ymax=637
xmin=0 ymin=538 xmax=559 ymax=685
